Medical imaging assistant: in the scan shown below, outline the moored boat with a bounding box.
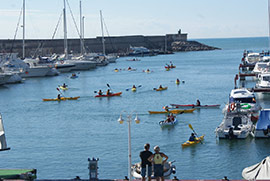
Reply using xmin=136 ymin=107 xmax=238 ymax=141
xmin=254 ymin=109 xmax=270 ymax=138
xmin=95 ymin=92 xmax=122 ymax=97
xmin=182 ymin=135 xmax=204 ymax=147
xmin=148 ymin=109 xmax=195 ymax=114
xmin=131 ymin=161 xmax=176 ymax=179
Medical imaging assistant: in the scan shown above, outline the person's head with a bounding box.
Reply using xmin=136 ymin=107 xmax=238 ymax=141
xmin=144 ymin=143 xmax=150 ymax=150
xmin=154 ymin=145 xmax=160 ymax=153
xmin=191 ymin=133 xmax=194 ymax=136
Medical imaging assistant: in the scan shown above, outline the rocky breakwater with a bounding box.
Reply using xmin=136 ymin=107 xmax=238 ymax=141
xmin=171 ymin=40 xmax=220 ymax=51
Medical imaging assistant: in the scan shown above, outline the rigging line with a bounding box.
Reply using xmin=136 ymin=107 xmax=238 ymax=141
xmin=52 ymin=11 xmax=63 ymax=39
xmin=9 ymin=6 xmax=23 ymax=57
xmin=102 ymin=16 xmax=116 ymax=52
xmin=66 ymin=0 xmax=81 ymax=38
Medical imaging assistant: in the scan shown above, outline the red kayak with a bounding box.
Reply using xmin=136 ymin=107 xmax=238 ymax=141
xmin=95 ymin=92 xmax=122 ymax=97
xmin=170 ymin=104 xmax=220 ymax=109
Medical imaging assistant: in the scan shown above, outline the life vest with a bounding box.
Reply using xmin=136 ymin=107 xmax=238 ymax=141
xmin=153 ymin=153 xmax=163 ymax=164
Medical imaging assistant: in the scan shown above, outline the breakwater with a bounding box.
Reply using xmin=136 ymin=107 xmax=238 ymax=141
xmin=0 ymin=29 xmax=219 ymax=57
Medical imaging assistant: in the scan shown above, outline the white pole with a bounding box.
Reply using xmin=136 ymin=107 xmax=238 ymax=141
xmin=100 ymin=10 xmax=105 ymax=55
xmin=268 ymin=0 xmax=270 ymax=50
xmin=63 ymin=0 xmax=68 ymax=59
xmin=22 ymin=0 xmax=25 ymax=59
xmin=79 ymin=0 xmax=83 ymax=55
xmin=128 ymin=115 xmax=132 ymax=181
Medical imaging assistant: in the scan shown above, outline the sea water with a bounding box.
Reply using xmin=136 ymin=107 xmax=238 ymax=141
xmin=1 ymin=37 xmax=270 ymax=179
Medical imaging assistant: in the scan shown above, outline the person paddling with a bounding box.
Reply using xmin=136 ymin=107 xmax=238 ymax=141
xmin=189 ymin=133 xmax=196 ymax=141
xmin=106 ymin=89 xmax=111 ymax=95
xmin=57 ymin=94 xmax=61 ymax=99
xmin=98 ymin=90 xmax=103 ymax=96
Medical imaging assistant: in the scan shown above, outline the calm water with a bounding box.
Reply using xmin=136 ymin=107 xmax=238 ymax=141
xmin=1 ymin=37 xmax=270 ymax=179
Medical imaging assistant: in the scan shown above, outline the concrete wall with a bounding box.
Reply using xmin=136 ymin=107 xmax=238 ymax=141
xmin=0 ymin=30 xmax=187 ymax=57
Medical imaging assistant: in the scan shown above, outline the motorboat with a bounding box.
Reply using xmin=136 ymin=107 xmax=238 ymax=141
xmin=128 ymin=46 xmax=150 ymax=56
xmin=215 ymin=108 xmax=255 ymax=139
xmin=256 ymin=73 xmax=270 ymax=88
xmin=24 ymin=58 xmax=59 ymax=76
xmin=131 ymin=161 xmax=176 ymax=179
xmin=2 ymin=54 xmax=52 ymax=78
xmin=253 ymin=62 xmax=270 ymax=75
xmin=254 ymin=109 xmax=270 ymax=138
xmin=223 ymin=88 xmax=261 ymax=113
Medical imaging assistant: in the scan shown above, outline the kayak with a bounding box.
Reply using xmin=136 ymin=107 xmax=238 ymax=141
xmin=59 ymin=86 xmax=68 ymax=91
xmin=170 ymin=104 xmax=220 ymax=109
xmin=182 ymin=135 xmax=205 ymax=147
xmin=43 ymin=96 xmax=80 ymax=101
xmin=159 ymin=119 xmax=178 ymax=127
xmin=165 ymin=65 xmax=176 ymax=69
xmin=155 ymin=87 xmax=168 ymax=91
xmin=131 ymin=88 xmax=136 ymax=92
xmin=165 ymin=68 xmax=170 ymax=71
xmin=148 ymin=109 xmax=195 ymax=114
xmin=95 ymin=92 xmax=122 ymax=97
xmin=70 ymin=75 xmax=78 ymax=79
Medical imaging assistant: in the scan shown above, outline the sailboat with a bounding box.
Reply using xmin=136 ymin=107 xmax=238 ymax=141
xmin=0 ymin=114 xmax=10 ymax=152
xmin=59 ymin=0 xmax=96 ymax=70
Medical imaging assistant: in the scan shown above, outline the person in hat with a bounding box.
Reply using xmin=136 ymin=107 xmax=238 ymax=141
xmin=148 ymin=145 xmax=168 ymax=181
xmin=140 ymin=143 xmax=153 ymax=181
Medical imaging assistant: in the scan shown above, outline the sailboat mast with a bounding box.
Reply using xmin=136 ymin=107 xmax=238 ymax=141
xmin=100 ymin=10 xmax=105 ymax=55
xmin=268 ymin=0 xmax=270 ymax=50
xmin=22 ymin=0 xmax=25 ymax=59
xmin=79 ymin=0 xmax=84 ymax=55
xmin=63 ymin=0 xmax=68 ymax=59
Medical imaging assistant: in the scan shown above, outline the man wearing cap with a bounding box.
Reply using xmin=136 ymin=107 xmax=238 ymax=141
xmin=148 ymin=145 xmax=168 ymax=181
xmin=140 ymin=143 xmax=153 ymax=181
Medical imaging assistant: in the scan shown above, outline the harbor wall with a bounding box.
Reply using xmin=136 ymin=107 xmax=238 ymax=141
xmin=0 ymin=30 xmax=187 ymax=57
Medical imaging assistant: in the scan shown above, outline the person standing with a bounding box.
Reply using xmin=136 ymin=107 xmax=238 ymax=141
xmin=148 ymin=145 xmax=168 ymax=181
xmin=140 ymin=143 xmax=153 ymax=181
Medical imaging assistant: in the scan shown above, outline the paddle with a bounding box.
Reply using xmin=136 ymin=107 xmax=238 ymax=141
xmin=188 ymin=124 xmax=203 ymax=144
xmin=126 ymin=85 xmax=142 ymax=91
xmin=56 ymin=88 xmax=64 ymax=97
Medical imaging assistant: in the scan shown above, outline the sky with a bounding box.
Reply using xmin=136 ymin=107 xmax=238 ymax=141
xmin=0 ymin=0 xmax=269 ymax=39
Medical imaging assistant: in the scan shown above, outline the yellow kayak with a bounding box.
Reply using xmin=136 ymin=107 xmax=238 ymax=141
xmin=155 ymin=87 xmax=168 ymax=91
xmin=148 ymin=109 xmax=195 ymax=114
xmin=131 ymin=88 xmax=136 ymax=92
xmin=43 ymin=96 xmax=80 ymax=101
xmin=182 ymin=135 xmax=205 ymax=147
xmin=59 ymin=86 xmax=68 ymax=91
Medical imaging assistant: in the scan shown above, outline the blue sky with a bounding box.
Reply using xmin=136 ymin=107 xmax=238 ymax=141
xmin=0 ymin=0 xmax=269 ymax=39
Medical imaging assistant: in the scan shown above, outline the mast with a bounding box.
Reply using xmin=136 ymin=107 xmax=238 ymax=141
xmin=79 ymin=0 xmax=84 ymax=55
xmin=22 ymin=0 xmax=25 ymax=59
xmin=268 ymin=0 xmax=270 ymax=50
xmin=100 ymin=10 xmax=105 ymax=55
xmin=63 ymin=0 xmax=68 ymax=59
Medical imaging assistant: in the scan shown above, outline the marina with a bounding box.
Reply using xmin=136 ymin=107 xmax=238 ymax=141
xmin=1 ymin=37 xmax=270 ymax=179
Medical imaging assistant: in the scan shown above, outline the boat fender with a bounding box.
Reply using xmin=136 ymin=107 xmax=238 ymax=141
xmin=230 ymin=103 xmax=236 ymax=111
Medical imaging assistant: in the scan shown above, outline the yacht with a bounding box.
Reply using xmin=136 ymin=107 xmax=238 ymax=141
xmin=2 ymin=55 xmax=51 ymax=78
xmin=254 ymin=109 xmax=270 ymax=138
xmin=256 ymin=73 xmax=270 ymax=88
xmin=24 ymin=58 xmax=59 ymax=76
xmin=223 ymin=88 xmax=261 ymax=113
xmin=215 ymin=108 xmax=254 ymax=139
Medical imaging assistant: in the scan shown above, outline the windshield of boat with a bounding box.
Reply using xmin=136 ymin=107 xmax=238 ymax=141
xmin=231 ymin=98 xmax=256 ymax=103
xmin=263 ymin=76 xmax=270 ymax=81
